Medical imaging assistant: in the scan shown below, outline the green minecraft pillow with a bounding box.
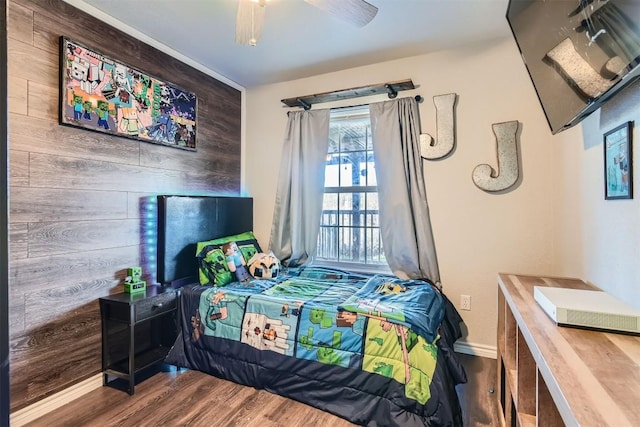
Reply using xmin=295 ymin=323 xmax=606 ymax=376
xmin=196 ymin=231 xmax=262 ymax=286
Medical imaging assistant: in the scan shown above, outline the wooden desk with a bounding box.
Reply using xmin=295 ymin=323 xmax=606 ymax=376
xmin=497 ymin=274 xmax=640 ymax=427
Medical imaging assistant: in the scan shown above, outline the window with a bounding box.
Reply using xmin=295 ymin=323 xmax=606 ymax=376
xmin=315 ymin=106 xmax=388 ymax=272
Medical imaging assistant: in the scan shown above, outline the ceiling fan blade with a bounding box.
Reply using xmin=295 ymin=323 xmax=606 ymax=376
xmin=305 ymin=0 xmax=378 ymax=27
xmin=236 ymin=0 xmax=266 ymax=46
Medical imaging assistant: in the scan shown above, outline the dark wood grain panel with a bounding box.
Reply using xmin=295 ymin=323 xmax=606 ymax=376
xmin=8 ymin=75 xmax=27 ymax=114
xmin=8 ymin=0 xmax=242 ymax=410
xmin=27 ymin=1 xmax=142 ymax=68
xmin=137 ymin=375 xmax=239 ymax=426
xmin=26 ymin=80 xmax=56 ymax=120
xmin=28 ymin=219 xmax=141 ymax=257
xmin=197 ymin=101 xmax=242 ymax=140
xmin=126 ymin=192 xmax=157 ymax=219
xmin=24 ymin=355 xmax=500 ymax=427
xmin=457 ymin=353 xmax=499 ymax=426
xmin=8 ymin=298 xmax=25 ymax=340
xmin=24 ymin=369 xmax=202 ymax=426
xmin=187 ymin=173 xmax=241 ymax=194
xmin=198 ymin=99 xmax=242 ymax=137
xmin=10 ymin=304 xmax=102 ymax=411
xmin=28 ymin=0 xmax=142 ymax=70
xmin=193 ymin=125 xmax=241 ymax=155
xmin=10 ymin=245 xmax=141 ymax=294
xmin=32 ymin=9 xmax=62 ymax=55
xmin=197 ymin=84 xmax=242 ymax=115
xmin=32 ymin=29 xmax=57 ymax=58
xmin=8 ymin=266 xmax=26 ymax=337
xmin=139 ymin=141 xmax=239 ymax=175
xmin=219 ymin=387 xmax=289 ymax=426
xmin=9 ymin=149 xmax=28 ymax=186
xmin=28 ymin=152 xmax=217 ymax=192
xmin=9 ymin=114 xmax=141 ymax=165
xmin=10 ymin=312 xmax=100 ymax=373
xmin=9 ymin=223 xmax=27 ymax=261
xmin=29 ymin=152 xmax=240 ymax=194
xmin=7 ymin=37 xmax=57 ymax=87
xmin=10 ymin=187 xmax=128 ymax=222
xmin=23 ymin=278 xmax=119 ymax=329
xmin=8 ymin=211 xmax=27 ymax=339
xmin=7 ymin=0 xmax=32 ymax=45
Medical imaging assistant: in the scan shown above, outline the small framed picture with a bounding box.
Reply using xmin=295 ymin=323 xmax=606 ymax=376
xmin=604 ymin=121 xmax=633 ymax=200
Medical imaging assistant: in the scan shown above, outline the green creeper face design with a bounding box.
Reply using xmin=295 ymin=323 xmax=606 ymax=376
xmin=317 ymin=346 xmax=341 ymax=365
xmin=309 ymin=308 xmax=325 ymax=324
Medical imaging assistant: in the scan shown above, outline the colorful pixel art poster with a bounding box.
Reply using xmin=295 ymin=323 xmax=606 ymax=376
xmin=59 ymin=37 xmax=197 ymax=151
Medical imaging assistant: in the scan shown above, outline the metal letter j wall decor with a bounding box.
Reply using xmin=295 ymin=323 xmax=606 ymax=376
xmin=420 ymin=93 xmax=457 ymax=160
xmin=472 ymin=120 xmax=520 ymax=192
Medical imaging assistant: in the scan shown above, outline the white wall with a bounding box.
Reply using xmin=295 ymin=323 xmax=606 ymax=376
xmin=244 ymin=35 xmax=568 ymax=351
xmin=551 ymin=80 xmax=640 ymax=309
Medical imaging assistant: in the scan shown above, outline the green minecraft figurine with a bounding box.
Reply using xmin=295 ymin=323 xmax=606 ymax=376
xmin=124 ymin=266 xmax=146 ymax=293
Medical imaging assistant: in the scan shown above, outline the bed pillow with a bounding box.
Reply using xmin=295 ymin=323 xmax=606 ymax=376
xmin=196 ymin=231 xmax=262 ymax=286
xmin=247 ymin=251 xmax=281 ymax=279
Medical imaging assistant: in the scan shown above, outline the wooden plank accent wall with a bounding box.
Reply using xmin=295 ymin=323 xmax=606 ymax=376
xmin=7 ymin=0 xmax=242 ymax=411
xmin=2 ymin=0 xmax=10 ymax=423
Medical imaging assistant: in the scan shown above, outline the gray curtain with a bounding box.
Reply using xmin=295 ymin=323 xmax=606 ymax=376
xmin=269 ymin=109 xmax=330 ymax=267
xmin=369 ymin=97 xmax=441 ymax=284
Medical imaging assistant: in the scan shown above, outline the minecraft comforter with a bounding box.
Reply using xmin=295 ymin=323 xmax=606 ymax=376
xmin=165 ymin=267 xmax=467 ymax=426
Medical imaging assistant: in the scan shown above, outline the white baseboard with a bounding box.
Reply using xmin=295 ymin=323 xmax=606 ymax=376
xmin=10 ymin=374 xmax=103 ymax=426
xmin=454 ymin=340 xmax=497 ymax=359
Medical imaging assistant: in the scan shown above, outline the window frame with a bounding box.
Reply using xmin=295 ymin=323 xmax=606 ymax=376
xmin=314 ymin=106 xmax=391 ymax=274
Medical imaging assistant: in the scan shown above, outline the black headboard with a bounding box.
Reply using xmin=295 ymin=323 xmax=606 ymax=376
xmin=157 ymin=195 xmax=254 ymax=287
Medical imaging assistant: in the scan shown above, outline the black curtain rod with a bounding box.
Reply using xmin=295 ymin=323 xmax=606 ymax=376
xmin=281 ymin=79 xmax=417 ymax=110
xmin=330 ymin=95 xmax=424 ymax=111
xmin=286 ymin=95 xmax=424 ymax=116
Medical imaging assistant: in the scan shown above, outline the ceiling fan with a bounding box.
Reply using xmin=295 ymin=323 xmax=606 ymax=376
xmin=235 ymin=0 xmax=378 ymax=46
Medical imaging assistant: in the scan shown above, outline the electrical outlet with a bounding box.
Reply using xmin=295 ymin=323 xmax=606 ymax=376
xmin=460 ymin=295 xmax=471 ymax=311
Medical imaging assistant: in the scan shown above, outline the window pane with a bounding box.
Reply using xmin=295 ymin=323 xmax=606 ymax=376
xmin=320 ymin=193 xmax=338 ymax=224
xmin=318 ymin=106 xmax=385 ymax=268
xmin=338 ymin=151 xmax=367 ymax=187
xmin=318 ymin=193 xmax=338 ymax=260
xmin=324 ymin=163 xmax=340 ymax=187
xmin=363 ymin=158 xmax=376 ymax=187
xmin=340 ymin=158 xmax=353 ymax=187
xmin=365 ymin=193 xmax=379 ymax=226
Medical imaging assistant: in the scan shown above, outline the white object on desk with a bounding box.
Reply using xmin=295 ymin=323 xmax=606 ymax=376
xmin=534 ymin=286 xmax=640 ymax=334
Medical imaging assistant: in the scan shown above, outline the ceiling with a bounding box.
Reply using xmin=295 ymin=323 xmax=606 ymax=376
xmin=69 ymin=0 xmax=511 ymax=88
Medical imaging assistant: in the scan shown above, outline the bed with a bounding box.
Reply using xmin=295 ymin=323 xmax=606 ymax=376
xmin=158 ymin=195 xmax=467 ymax=426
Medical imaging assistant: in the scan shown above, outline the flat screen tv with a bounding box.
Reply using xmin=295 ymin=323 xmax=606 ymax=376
xmin=507 ymin=0 xmax=640 ymax=134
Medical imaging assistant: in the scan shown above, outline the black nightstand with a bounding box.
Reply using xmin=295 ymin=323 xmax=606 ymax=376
xmin=99 ymin=285 xmax=178 ymax=394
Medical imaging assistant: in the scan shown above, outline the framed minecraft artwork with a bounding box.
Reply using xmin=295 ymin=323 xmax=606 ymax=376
xmin=59 ymin=36 xmax=197 ymax=151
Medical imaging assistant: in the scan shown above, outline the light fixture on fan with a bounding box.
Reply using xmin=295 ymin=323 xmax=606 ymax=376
xmin=235 ymin=0 xmax=378 ymax=47
xmin=235 ymin=0 xmax=267 ymax=47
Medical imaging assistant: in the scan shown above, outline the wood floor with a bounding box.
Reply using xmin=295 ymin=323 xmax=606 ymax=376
xmin=25 ymin=354 xmax=499 ymax=427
